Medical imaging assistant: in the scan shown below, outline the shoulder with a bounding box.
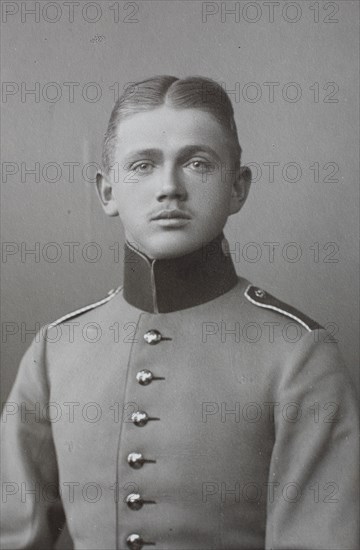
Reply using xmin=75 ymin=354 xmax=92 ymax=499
xmin=48 ymin=287 xmax=122 ymax=328
xmin=243 ymin=283 xmax=322 ymax=332
xmin=242 ymin=284 xmax=353 ymax=393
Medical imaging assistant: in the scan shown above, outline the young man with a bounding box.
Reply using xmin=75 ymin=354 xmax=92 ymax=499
xmin=1 ymin=76 xmax=358 ymax=550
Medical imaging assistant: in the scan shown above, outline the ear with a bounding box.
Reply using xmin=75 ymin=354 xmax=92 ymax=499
xmin=229 ymin=165 xmax=251 ymax=215
xmin=96 ymin=172 xmax=119 ymax=217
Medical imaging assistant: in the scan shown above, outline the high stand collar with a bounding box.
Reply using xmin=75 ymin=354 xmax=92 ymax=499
xmin=123 ymin=233 xmax=238 ymax=313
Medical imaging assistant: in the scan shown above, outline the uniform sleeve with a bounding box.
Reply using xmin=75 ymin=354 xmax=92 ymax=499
xmin=265 ymin=329 xmax=359 ymax=550
xmin=0 ymin=329 xmax=66 ymax=549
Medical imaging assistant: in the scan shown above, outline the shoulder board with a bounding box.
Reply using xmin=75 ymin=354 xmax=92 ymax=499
xmin=244 ymin=284 xmax=322 ymax=332
xmin=49 ymin=287 xmax=122 ymax=328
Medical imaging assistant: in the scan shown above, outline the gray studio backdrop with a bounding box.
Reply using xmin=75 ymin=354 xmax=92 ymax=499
xmin=1 ymin=1 xmax=359 ymax=545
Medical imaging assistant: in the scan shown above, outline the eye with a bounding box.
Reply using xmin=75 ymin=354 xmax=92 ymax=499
xmin=186 ymin=159 xmax=216 ymax=173
xmin=130 ymin=161 xmax=154 ymax=174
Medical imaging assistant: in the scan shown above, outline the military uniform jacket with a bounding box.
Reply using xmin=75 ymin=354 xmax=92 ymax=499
xmin=1 ymin=235 xmax=359 ymax=550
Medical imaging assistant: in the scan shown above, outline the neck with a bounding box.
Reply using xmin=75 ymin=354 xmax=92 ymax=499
xmin=123 ymin=233 xmax=238 ymax=313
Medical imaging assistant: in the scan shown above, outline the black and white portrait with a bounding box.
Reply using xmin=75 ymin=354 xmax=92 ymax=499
xmin=1 ymin=2 xmax=359 ymax=549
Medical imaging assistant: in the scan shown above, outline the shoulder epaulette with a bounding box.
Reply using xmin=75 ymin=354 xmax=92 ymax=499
xmin=244 ymin=284 xmax=322 ymax=332
xmin=49 ymin=287 xmax=122 ymax=328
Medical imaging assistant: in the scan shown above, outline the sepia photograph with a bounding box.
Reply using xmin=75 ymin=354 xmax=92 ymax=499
xmin=1 ymin=1 xmax=359 ymax=549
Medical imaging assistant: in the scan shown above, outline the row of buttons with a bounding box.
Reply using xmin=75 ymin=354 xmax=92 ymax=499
xmin=126 ymin=330 xmax=164 ymax=549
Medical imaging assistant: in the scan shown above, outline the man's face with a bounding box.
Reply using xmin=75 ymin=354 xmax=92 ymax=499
xmin=98 ymin=106 xmax=249 ymax=259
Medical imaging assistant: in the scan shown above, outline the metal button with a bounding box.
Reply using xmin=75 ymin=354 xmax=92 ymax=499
xmin=136 ymin=369 xmax=154 ymax=385
xmin=126 ymin=493 xmax=143 ymax=511
xmin=127 ymin=452 xmax=145 ymax=469
xmin=126 ymin=534 xmax=155 ymax=549
xmin=255 ymin=288 xmax=265 ymax=298
xmin=143 ymin=329 xmax=162 ymax=345
xmin=131 ymin=411 xmax=149 ymax=427
xmin=126 ymin=534 xmax=144 ymax=550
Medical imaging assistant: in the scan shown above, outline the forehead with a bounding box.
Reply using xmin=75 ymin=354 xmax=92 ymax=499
xmin=115 ymin=106 xmax=234 ymax=159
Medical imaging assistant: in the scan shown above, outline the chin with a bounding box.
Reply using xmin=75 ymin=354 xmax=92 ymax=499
xmin=144 ymin=233 xmax=207 ymax=260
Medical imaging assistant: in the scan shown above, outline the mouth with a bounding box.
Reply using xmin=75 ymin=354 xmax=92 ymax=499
xmin=151 ymin=209 xmax=191 ymax=221
xmin=151 ymin=209 xmax=191 ymax=227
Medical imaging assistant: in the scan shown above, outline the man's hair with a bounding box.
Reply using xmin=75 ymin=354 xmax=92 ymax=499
xmin=101 ymin=75 xmax=242 ymax=175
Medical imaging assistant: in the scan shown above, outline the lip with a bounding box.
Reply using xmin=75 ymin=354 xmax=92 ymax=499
xmin=150 ymin=209 xmax=191 ymax=229
xmin=152 ymin=218 xmax=191 ymax=228
xmin=151 ymin=209 xmax=191 ymax=221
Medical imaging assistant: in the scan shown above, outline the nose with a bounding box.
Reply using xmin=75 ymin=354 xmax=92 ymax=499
xmin=156 ymin=164 xmax=187 ymax=202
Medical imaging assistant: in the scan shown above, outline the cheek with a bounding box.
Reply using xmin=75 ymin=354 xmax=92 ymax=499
xmin=195 ymin=185 xmax=231 ymax=215
xmin=112 ymin=185 xmax=141 ymax=216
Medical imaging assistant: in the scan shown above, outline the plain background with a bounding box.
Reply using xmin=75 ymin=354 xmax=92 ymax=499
xmin=1 ymin=1 xmax=359 ymax=547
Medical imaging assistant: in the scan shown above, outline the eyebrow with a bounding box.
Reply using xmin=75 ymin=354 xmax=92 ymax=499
xmin=123 ymin=149 xmax=161 ymax=163
xmin=177 ymin=145 xmax=221 ymax=163
xmin=122 ymin=145 xmax=222 ymax=164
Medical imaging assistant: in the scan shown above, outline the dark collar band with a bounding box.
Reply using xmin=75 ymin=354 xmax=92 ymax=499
xmin=123 ymin=233 xmax=238 ymax=313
